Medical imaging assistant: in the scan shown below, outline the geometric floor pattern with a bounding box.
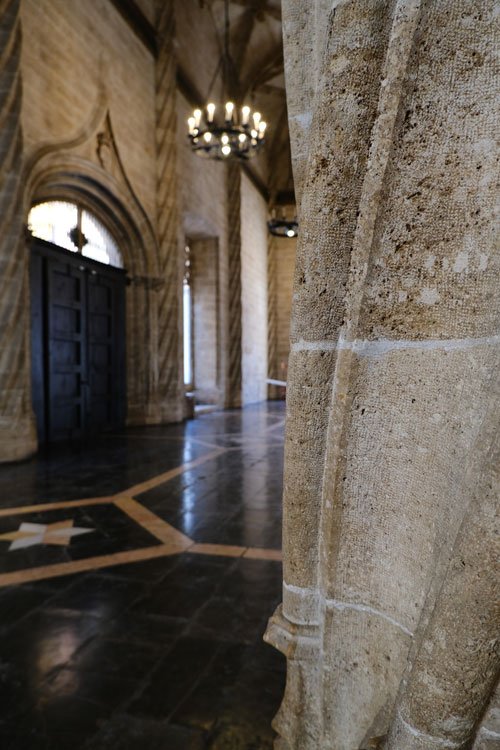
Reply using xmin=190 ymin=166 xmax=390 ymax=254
xmin=0 ymin=444 xmax=281 ymax=588
xmin=0 ymin=402 xmax=286 ymax=749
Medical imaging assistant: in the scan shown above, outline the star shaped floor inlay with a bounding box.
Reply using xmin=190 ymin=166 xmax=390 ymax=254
xmin=0 ymin=519 xmax=94 ymax=551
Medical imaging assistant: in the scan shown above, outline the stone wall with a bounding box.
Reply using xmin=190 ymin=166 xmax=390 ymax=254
xmin=191 ymin=238 xmax=220 ymax=404
xmin=0 ymin=0 xmax=37 ymax=462
xmin=177 ymin=92 xmax=229 ymax=408
xmin=241 ymin=173 xmax=268 ymax=405
xmin=0 ymin=0 xmax=290 ymax=462
xmin=21 ymin=0 xmax=157 ymax=221
xmin=266 ymin=1 xmax=500 ymax=748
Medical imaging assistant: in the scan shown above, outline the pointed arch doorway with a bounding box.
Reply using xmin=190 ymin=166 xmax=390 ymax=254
xmin=29 ymin=200 xmax=126 ymax=444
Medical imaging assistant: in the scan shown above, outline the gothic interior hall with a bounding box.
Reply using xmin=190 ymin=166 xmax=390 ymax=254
xmin=0 ymin=1 xmax=498 ymax=750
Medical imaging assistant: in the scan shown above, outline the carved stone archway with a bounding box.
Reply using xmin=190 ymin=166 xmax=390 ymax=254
xmin=24 ymin=105 xmax=165 ymax=427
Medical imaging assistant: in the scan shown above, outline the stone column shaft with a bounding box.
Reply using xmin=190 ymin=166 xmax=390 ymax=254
xmin=225 ymin=162 xmax=242 ymax=408
xmin=268 ymin=0 xmax=500 ymax=748
xmin=0 ymin=0 xmax=36 ymax=462
xmin=155 ymin=0 xmax=184 ymax=422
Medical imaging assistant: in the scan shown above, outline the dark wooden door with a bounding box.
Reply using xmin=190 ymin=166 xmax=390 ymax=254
xmin=31 ymin=239 xmax=126 ymax=444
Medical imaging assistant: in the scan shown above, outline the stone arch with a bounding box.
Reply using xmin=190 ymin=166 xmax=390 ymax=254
xmin=24 ymin=152 xmax=163 ymax=427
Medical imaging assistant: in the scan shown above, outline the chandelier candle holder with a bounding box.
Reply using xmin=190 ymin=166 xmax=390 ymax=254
xmin=188 ymin=102 xmax=266 ymax=160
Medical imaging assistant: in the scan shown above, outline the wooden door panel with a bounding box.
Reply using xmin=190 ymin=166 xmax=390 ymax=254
xmin=30 ymin=239 xmax=126 ymax=444
xmin=87 ymin=275 xmax=114 ymax=433
xmin=47 ymin=259 xmax=86 ymax=441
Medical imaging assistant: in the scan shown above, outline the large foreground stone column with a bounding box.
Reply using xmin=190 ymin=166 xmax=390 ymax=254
xmin=0 ymin=0 xmax=36 ymax=462
xmin=266 ymin=1 xmax=499 ymax=748
xmin=155 ymin=0 xmax=184 ymax=422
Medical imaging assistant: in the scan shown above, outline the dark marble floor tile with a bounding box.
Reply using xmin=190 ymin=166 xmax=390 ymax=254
xmin=96 ymin=554 xmax=181 ymax=583
xmin=0 ymin=402 xmax=286 ymax=749
xmin=71 ymin=637 xmax=166 ymax=680
xmin=173 ymin=642 xmax=285 ymax=747
xmin=129 ymin=637 xmax=220 ymax=720
xmin=47 ymin=574 xmax=146 ymax=620
xmin=172 ymin=643 xmax=252 ymax=731
xmin=30 ymin=668 xmax=137 ymax=732
xmin=188 ymin=595 xmax=277 ymax=646
xmin=104 ymin=612 xmax=187 ymax=646
xmin=0 ymin=585 xmax=55 ymax=633
xmin=135 ymin=554 xmax=233 ymax=620
xmin=82 ymin=714 xmax=206 ymax=750
xmin=2 ymin=730 xmax=86 ymax=750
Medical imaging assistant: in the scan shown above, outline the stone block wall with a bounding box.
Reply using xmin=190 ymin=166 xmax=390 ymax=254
xmin=21 ymin=0 xmax=157 ymax=222
xmin=191 ymin=238 xmax=220 ymax=404
xmin=177 ymin=92 xmax=229 ymax=406
xmin=0 ymin=0 xmax=292 ymax=461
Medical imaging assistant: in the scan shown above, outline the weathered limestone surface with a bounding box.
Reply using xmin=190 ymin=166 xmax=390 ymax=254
xmin=266 ymin=1 xmax=500 ymax=748
xmin=155 ymin=0 xmax=184 ymax=422
xmin=0 ymin=0 xmax=37 ymax=462
xmin=191 ymin=237 xmax=221 ymax=405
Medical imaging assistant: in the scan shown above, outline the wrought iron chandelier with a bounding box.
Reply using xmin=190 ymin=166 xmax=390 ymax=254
xmin=187 ymin=0 xmax=267 ymax=161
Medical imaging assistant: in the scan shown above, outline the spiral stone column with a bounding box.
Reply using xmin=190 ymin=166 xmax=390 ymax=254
xmin=224 ymin=162 xmax=242 ymax=408
xmin=0 ymin=0 xmax=36 ymax=462
xmin=154 ymin=0 xmax=184 ymax=422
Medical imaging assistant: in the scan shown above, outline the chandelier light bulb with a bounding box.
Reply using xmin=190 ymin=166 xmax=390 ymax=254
xmin=253 ymin=111 xmax=261 ymax=129
xmin=225 ymin=101 xmax=234 ymax=120
xmin=187 ymin=117 xmax=196 ymax=134
xmin=207 ymin=102 xmax=216 ymax=122
xmin=203 ymin=132 xmax=212 ymax=143
xmin=193 ymin=109 xmax=202 ymax=127
xmin=221 ymin=133 xmax=229 ymax=145
xmin=241 ymin=105 xmax=251 ymax=125
xmin=287 ymin=229 xmax=296 ymax=238
xmin=238 ymin=133 xmax=247 ymax=143
xmin=251 ymin=129 xmax=258 ymax=139
xmin=221 ymin=144 xmax=231 ymax=156
xmin=258 ymin=121 xmax=267 ymax=138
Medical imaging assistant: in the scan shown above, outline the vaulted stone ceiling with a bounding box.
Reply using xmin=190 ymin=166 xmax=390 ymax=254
xmin=111 ymin=0 xmax=293 ymax=204
xmin=176 ymin=0 xmax=294 ymax=204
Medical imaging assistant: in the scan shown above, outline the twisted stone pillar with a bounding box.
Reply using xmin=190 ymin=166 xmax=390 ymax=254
xmin=267 ymin=1 xmax=500 ymax=747
xmin=225 ymin=162 xmax=242 ymax=408
xmin=155 ymin=0 xmax=183 ymax=422
xmin=0 ymin=0 xmax=36 ymax=462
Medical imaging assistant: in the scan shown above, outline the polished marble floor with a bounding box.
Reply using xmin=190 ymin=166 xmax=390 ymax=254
xmin=0 ymin=402 xmax=286 ymax=749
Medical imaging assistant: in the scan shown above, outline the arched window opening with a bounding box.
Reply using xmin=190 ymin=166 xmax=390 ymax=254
xmin=28 ymin=201 xmax=123 ymax=268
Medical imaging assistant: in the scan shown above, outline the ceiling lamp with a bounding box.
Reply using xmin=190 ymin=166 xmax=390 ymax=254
xmin=268 ymin=218 xmax=299 ymax=238
xmin=187 ymin=0 xmax=267 ymax=161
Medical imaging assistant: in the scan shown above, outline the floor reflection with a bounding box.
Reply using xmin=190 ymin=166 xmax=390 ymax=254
xmin=0 ymin=402 xmax=286 ymax=749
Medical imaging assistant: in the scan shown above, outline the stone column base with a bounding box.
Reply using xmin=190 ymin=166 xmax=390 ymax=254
xmin=0 ymin=417 xmax=38 ymax=463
